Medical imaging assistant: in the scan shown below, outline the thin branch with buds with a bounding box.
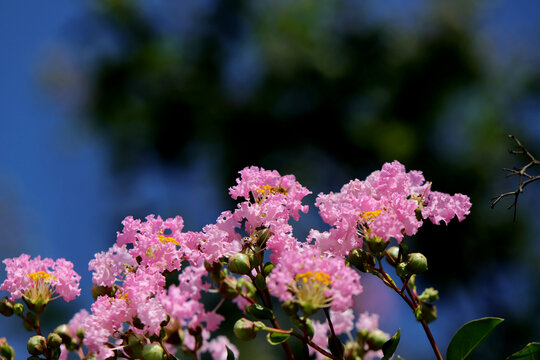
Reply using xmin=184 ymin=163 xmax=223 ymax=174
xmin=490 ymin=134 xmax=540 ymax=221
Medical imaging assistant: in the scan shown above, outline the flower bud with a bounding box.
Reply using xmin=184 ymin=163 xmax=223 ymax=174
xmin=142 ymin=343 xmax=164 ymax=360
xmin=420 ymin=303 xmax=437 ymax=323
xmin=47 ymin=333 xmax=62 ymax=349
xmin=54 ymin=324 xmax=73 ymax=344
xmin=366 ymin=235 xmax=389 ymax=257
xmin=281 ymin=300 xmax=298 ymax=316
xmin=228 ymin=253 xmax=251 ymax=275
xmin=0 ymin=338 xmax=15 ymax=360
xmin=23 ymin=296 xmax=47 ymax=315
xmin=385 ymin=246 xmax=400 ymax=267
xmin=348 ymin=248 xmax=375 ymax=272
xmin=418 ymin=287 xmax=439 ymax=303
xmin=256 ymin=228 xmax=272 ymax=247
xmin=163 ymin=319 xmax=183 ymax=346
xmin=245 ymin=248 xmax=262 ymax=268
xmin=27 ymin=335 xmax=46 ymax=355
xmin=233 ymin=318 xmax=258 ymax=341
xmin=0 ymin=297 xmax=14 ymax=317
xmin=366 ymin=329 xmax=389 ymax=350
xmin=124 ymin=332 xmax=146 ymax=359
xmin=218 ymin=277 xmax=238 ymax=300
xmin=405 ymin=253 xmax=428 ymax=274
xmin=396 ymin=262 xmax=409 ymax=278
xmin=13 ymin=303 xmax=24 ymax=317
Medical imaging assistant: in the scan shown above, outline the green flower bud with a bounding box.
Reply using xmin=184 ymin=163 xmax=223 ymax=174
xmin=76 ymin=327 xmax=85 ymax=340
xmin=281 ymin=300 xmax=298 ymax=316
xmin=218 ymin=278 xmax=238 ymax=300
xmin=245 ymin=248 xmax=262 ymax=268
xmin=0 ymin=338 xmax=15 ymax=360
xmin=142 ymin=343 xmax=164 ymax=360
xmin=348 ymin=248 xmax=375 ymax=272
xmin=233 ymin=318 xmax=258 ymax=341
xmin=124 ymin=332 xmax=146 ymax=359
xmin=27 ymin=335 xmax=46 ymax=355
xmin=0 ymin=297 xmax=14 ymax=317
xmin=13 ymin=303 xmax=24 ymax=317
xmin=228 ymin=253 xmax=251 ymax=275
xmin=366 ymin=236 xmax=389 ymax=258
xmin=405 ymin=253 xmax=428 ymax=274
xmin=23 ymin=296 xmax=47 ymax=315
xmin=256 ymin=228 xmax=272 ymax=247
xmin=396 ymin=262 xmax=409 ymax=278
xmin=420 ymin=303 xmax=437 ymax=323
xmin=385 ymin=246 xmax=400 ymax=267
xmin=418 ymin=287 xmax=439 ymax=303
xmin=263 ymin=262 xmax=274 ymax=276
xmin=54 ymin=324 xmax=73 ymax=344
xmin=47 ymin=333 xmax=63 ymax=349
xmin=366 ymin=329 xmax=389 ymax=350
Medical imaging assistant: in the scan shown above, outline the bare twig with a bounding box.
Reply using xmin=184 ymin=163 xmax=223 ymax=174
xmin=490 ymin=134 xmax=540 ymax=221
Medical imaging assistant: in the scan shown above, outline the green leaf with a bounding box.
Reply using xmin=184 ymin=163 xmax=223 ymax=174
xmin=446 ymin=317 xmax=504 ymax=360
xmin=381 ymin=328 xmax=401 ymax=360
xmin=226 ymin=345 xmax=237 ymax=360
xmin=266 ymin=332 xmax=291 ymax=345
xmin=506 ymin=343 xmax=540 ymax=360
xmin=245 ymin=304 xmax=274 ymax=320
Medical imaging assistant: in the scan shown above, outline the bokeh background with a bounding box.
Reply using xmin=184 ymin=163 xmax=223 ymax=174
xmin=1 ymin=0 xmax=540 ymax=359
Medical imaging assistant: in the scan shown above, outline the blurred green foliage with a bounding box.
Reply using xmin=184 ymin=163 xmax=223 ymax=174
xmin=74 ymin=0 xmax=539 ymax=358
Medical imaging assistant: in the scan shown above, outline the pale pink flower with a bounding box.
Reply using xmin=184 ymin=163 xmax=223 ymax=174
xmin=115 ymin=215 xmax=184 ymax=272
xmin=89 ymin=244 xmax=136 ymax=287
xmin=1 ymin=254 xmax=80 ymax=302
xmin=267 ymin=245 xmax=362 ymax=313
xmin=68 ymin=308 xmax=90 ymax=339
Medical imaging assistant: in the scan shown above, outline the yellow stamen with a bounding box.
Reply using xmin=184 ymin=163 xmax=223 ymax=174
xmin=158 ymin=234 xmax=180 ymax=246
xmin=359 ymin=210 xmax=382 ymax=222
xmin=27 ymin=271 xmax=57 ymax=282
xmin=295 ymin=271 xmax=332 ymax=286
xmin=256 ymin=184 xmax=288 ymax=196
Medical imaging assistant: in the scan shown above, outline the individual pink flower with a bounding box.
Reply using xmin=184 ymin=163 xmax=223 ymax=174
xmin=422 ymin=191 xmax=471 ymax=225
xmin=267 ymin=245 xmax=362 ymax=314
xmin=0 ymin=254 xmax=80 ymax=303
xmin=229 ymin=166 xmax=311 ymax=218
xmin=115 ymin=215 xmax=185 ymax=272
xmin=89 ymin=244 xmax=137 ymax=287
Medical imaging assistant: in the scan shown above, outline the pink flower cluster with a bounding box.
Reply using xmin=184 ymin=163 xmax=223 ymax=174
xmin=313 ymin=161 xmax=471 ymax=255
xmin=0 ymin=254 xmax=80 ymax=302
xmin=1 ymin=162 xmax=472 ymax=360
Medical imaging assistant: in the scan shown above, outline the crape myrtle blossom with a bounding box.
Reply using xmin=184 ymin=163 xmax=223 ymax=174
xmin=314 ymin=161 xmax=471 ymax=256
xmin=115 ymin=215 xmax=185 ymax=272
xmin=267 ymin=245 xmax=362 ymax=314
xmin=0 ymin=254 xmax=80 ymax=303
